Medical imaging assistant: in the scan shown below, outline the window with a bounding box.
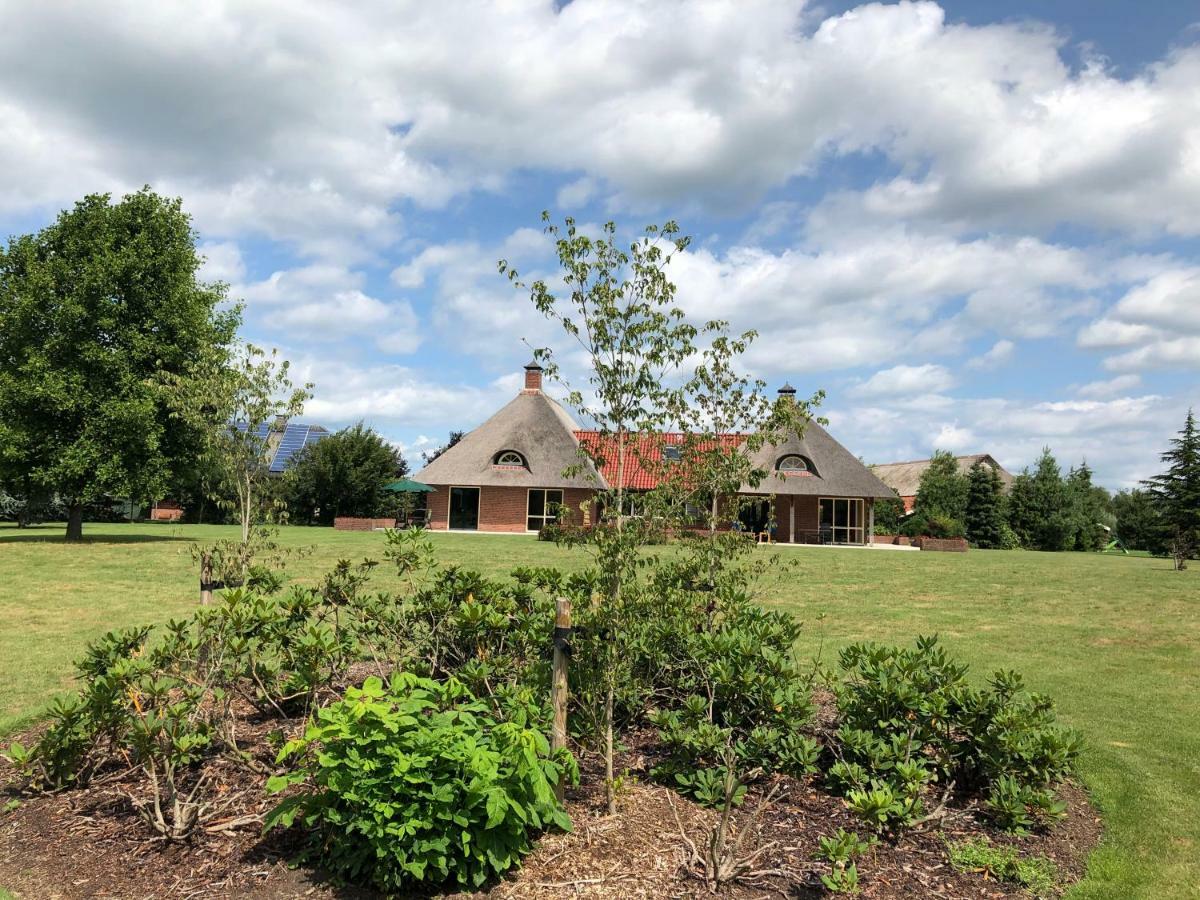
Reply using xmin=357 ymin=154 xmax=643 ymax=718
xmin=527 ymin=489 xmax=563 ymax=532
xmin=777 ymin=454 xmax=810 ymax=473
xmin=494 ymin=450 xmax=526 ymax=467
xmin=662 ymin=445 xmax=682 ymax=462
xmin=819 ymin=497 xmax=865 ymax=544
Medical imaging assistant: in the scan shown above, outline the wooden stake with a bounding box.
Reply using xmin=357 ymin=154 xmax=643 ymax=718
xmin=551 ymin=596 xmax=571 ymax=801
xmin=200 ymin=552 xmax=214 ymax=606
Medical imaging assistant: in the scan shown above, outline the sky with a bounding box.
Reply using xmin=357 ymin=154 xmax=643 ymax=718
xmin=1 ymin=0 xmax=1198 ymax=489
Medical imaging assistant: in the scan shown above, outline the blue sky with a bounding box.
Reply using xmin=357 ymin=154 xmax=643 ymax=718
xmin=1 ymin=1 xmax=1198 ymax=487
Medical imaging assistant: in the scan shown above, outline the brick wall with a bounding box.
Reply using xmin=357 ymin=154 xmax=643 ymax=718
xmin=425 ymin=485 xmax=595 ymax=532
xmin=915 ymin=536 xmax=969 ymax=552
xmin=774 ymin=495 xmax=819 ymax=542
xmin=334 ymin=516 xmax=397 ymax=531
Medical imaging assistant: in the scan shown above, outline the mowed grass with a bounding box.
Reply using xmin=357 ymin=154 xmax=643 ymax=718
xmin=1 ymin=522 xmax=1197 ymax=899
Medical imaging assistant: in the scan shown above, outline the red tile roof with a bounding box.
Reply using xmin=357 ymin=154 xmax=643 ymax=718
xmin=573 ymin=431 xmax=745 ymax=490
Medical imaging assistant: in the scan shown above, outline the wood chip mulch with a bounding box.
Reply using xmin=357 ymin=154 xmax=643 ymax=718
xmin=0 ymin=719 xmax=1102 ymax=899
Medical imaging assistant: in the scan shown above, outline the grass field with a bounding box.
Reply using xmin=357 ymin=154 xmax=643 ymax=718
xmin=1 ymin=521 xmax=1197 ymax=899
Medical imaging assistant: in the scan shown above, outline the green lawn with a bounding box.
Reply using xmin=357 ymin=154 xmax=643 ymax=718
xmin=1 ymin=522 xmax=1197 ymax=899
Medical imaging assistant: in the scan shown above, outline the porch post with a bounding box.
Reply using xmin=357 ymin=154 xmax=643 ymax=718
xmin=789 ymin=497 xmax=795 ymax=544
xmin=867 ymin=498 xmax=875 ymax=545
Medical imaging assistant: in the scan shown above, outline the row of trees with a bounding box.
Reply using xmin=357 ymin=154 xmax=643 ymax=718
xmin=887 ymin=410 xmax=1200 ymax=563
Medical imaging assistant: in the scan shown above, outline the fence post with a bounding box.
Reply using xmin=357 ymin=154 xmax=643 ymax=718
xmin=199 ymin=551 xmax=214 ymax=606
xmin=551 ymin=596 xmax=572 ymax=801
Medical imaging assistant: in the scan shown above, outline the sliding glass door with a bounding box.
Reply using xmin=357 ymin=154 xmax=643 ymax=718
xmin=819 ymin=497 xmax=864 ymax=544
xmin=449 ymin=487 xmax=480 ymax=530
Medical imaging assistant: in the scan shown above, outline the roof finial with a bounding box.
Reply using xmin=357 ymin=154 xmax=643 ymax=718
xmin=778 ymin=382 xmax=796 ymax=396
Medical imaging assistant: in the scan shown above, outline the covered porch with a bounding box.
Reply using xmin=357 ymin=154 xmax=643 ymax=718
xmin=740 ymin=494 xmax=875 ymax=545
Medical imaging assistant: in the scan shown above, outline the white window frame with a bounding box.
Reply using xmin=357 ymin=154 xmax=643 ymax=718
xmin=494 ymin=450 xmax=525 ymax=467
xmin=819 ymin=497 xmax=865 ymax=544
xmin=526 ymin=488 xmax=564 ymax=532
xmin=777 ymin=454 xmax=809 ymax=473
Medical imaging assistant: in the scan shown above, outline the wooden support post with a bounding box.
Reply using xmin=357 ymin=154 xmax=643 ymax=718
xmin=551 ymin=596 xmax=571 ymax=801
xmin=200 ymin=551 xmax=214 ymax=606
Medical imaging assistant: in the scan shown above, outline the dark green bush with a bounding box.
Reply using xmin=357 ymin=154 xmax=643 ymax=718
xmin=832 ymin=636 xmax=1080 ymax=833
xmin=901 ymin=511 xmax=965 ymax=539
xmin=265 ymin=674 xmax=575 ymax=891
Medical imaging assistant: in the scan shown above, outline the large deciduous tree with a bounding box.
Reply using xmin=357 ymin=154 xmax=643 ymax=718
xmin=285 ymin=423 xmax=406 ymax=525
xmin=1143 ymin=409 xmax=1200 ymax=569
xmin=913 ymin=450 xmax=969 ymax=522
xmin=0 ymin=189 xmax=240 ymax=540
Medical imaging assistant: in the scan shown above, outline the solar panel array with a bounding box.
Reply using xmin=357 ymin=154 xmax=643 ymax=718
xmin=269 ymin=423 xmax=329 ymax=473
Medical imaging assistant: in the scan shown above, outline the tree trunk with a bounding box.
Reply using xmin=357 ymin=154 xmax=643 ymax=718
xmin=65 ymin=502 xmax=84 ymax=541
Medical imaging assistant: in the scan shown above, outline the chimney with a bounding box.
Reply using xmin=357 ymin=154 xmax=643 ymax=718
xmin=777 ymin=382 xmax=796 ymax=403
xmin=523 ymin=359 xmax=543 ymax=392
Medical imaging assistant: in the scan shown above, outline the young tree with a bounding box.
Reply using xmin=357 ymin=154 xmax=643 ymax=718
xmin=913 ymin=451 xmax=969 ymax=522
xmin=964 ymin=460 xmax=1005 ymax=548
xmin=286 ymin=423 xmax=406 ymax=525
xmin=166 ymin=344 xmax=311 ymax=542
xmin=501 ymin=213 xmax=700 ymax=814
xmin=0 ymin=189 xmax=240 ymax=540
xmin=1142 ymin=410 xmax=1200 ymax=569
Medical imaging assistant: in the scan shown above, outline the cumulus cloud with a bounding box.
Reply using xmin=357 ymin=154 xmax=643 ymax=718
xmin=1075 ymin=374 xmax=1142 ymax=398
xmin=967 ymin=339 xmax=1015 ymax=370
xmin=1079 ymin=269 xmax=1200 ymax=370
xmin=236 ymin=265 xmax=423 ymax=354
xmin=1 ymin=1 xmax=1198 ymax=255
xmin=851 ymin=364 xmax=957 ymax=398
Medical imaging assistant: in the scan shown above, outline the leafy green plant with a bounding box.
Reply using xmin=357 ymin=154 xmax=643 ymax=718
xmin=845 ymin=782 xmax=921 ymax=833
xmin=947 ymin=837 xmax=1057 ymax=896
xmin=818 ymin=827 xmax=873 ymax=893
xmin=833 ymin=636 xmax=1079 ymax=834
xmin=265 ymin=674 xmax=575 ymax=891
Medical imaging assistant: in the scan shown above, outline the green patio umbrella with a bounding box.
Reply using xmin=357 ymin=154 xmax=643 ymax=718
xmin=383 ymin=477 xmax=436 ymax=493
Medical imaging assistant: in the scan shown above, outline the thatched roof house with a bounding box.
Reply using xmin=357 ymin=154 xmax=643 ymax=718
xmin=417 ymin=364 xmax=898 ymax=543
xmin=871 ymin=453 xmax=1014 ymax=512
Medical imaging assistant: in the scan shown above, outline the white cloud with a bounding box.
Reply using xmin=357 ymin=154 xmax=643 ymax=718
xmin=836 ymin=390 xmax=1180 ymax=488
xmin=967 ymin=339 xmax=1015 ymax=370
xmin=1076 ymin=374 xmax=1142 ymax=399
xmin=197 ymin=241 xmax=245 ymax=283
xmin=2 ymin=1 xmax=1199 ymax=256
xmin=851 ymin=364 xmax=956 ymax=398
xmin=1079 ymin=269 xmax=1200 ymax=370
xmin=236 ymin=265 xmax=422 ymax=354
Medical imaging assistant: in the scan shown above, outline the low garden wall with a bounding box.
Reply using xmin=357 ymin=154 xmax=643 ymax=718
xmin=914 ymin=536 xmax=969 ymax=552
xmin=333 ymin=516 xmax=397 ymax=531
xmin=871 ymin=534 xmax=912 ymax=546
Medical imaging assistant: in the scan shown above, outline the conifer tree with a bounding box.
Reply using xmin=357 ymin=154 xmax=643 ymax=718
xmin=964 ymin=459 xmax=1005 ymax=548
xmin=1143 ymin=409 xmax=1200 ymax=569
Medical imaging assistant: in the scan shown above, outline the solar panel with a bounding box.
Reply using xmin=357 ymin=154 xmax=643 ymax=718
xmin=270 ymin=423 xmax=311 ymax=472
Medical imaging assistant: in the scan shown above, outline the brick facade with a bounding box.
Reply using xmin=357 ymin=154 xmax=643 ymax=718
xmin=427 ymin=486 xmax=595 ymax=533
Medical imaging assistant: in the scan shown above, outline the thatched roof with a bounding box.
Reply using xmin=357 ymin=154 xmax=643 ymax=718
xmin=871 ymin=453 xmax=1014 ymax=497
xmin=416 ymin=391 xmax=603 ymax=489
xmin=741 ymin=422 xmax=899 ymax=499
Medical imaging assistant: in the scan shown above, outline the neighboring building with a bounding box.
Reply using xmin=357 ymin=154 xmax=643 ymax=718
xmin=235 ymin=418 xmax=331 ymax=474
xmin=416 ymin=363 xmax=896 ymax=543
xmin=871 ymin=453 xmax=1014 ymax=513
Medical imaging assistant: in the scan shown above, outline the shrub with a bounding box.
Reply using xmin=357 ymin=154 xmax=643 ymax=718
xmin=901 ymin=511 xmax=965 ymax=539
xmin=818 ymin=828 xmax=873 ymax=893
xmin=265 ymin=674 xmax=575 ymax=891
xmin=645 ymin=586 xmax=817 ymax=805
xmin=832 ymin=636 xmax=1080 ymax=833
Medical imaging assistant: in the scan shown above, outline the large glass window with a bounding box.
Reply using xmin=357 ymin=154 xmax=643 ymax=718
xmin=527 ymin=489 xmax=563 ymax=532
xmin=818 ymin=497 xmax=865 ymax=544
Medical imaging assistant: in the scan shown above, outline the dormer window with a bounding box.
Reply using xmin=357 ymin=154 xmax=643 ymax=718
xmin=777 ymin=454 xmax=812 ymax=474
xmin=493 ymin=450 xmax=526 ymax=468
xmin=662 ymin=445 xmax=682 ymax=462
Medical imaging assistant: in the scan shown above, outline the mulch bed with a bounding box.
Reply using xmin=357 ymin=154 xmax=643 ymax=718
xmin=0 ymin=706 xmax=1101 ymax=899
